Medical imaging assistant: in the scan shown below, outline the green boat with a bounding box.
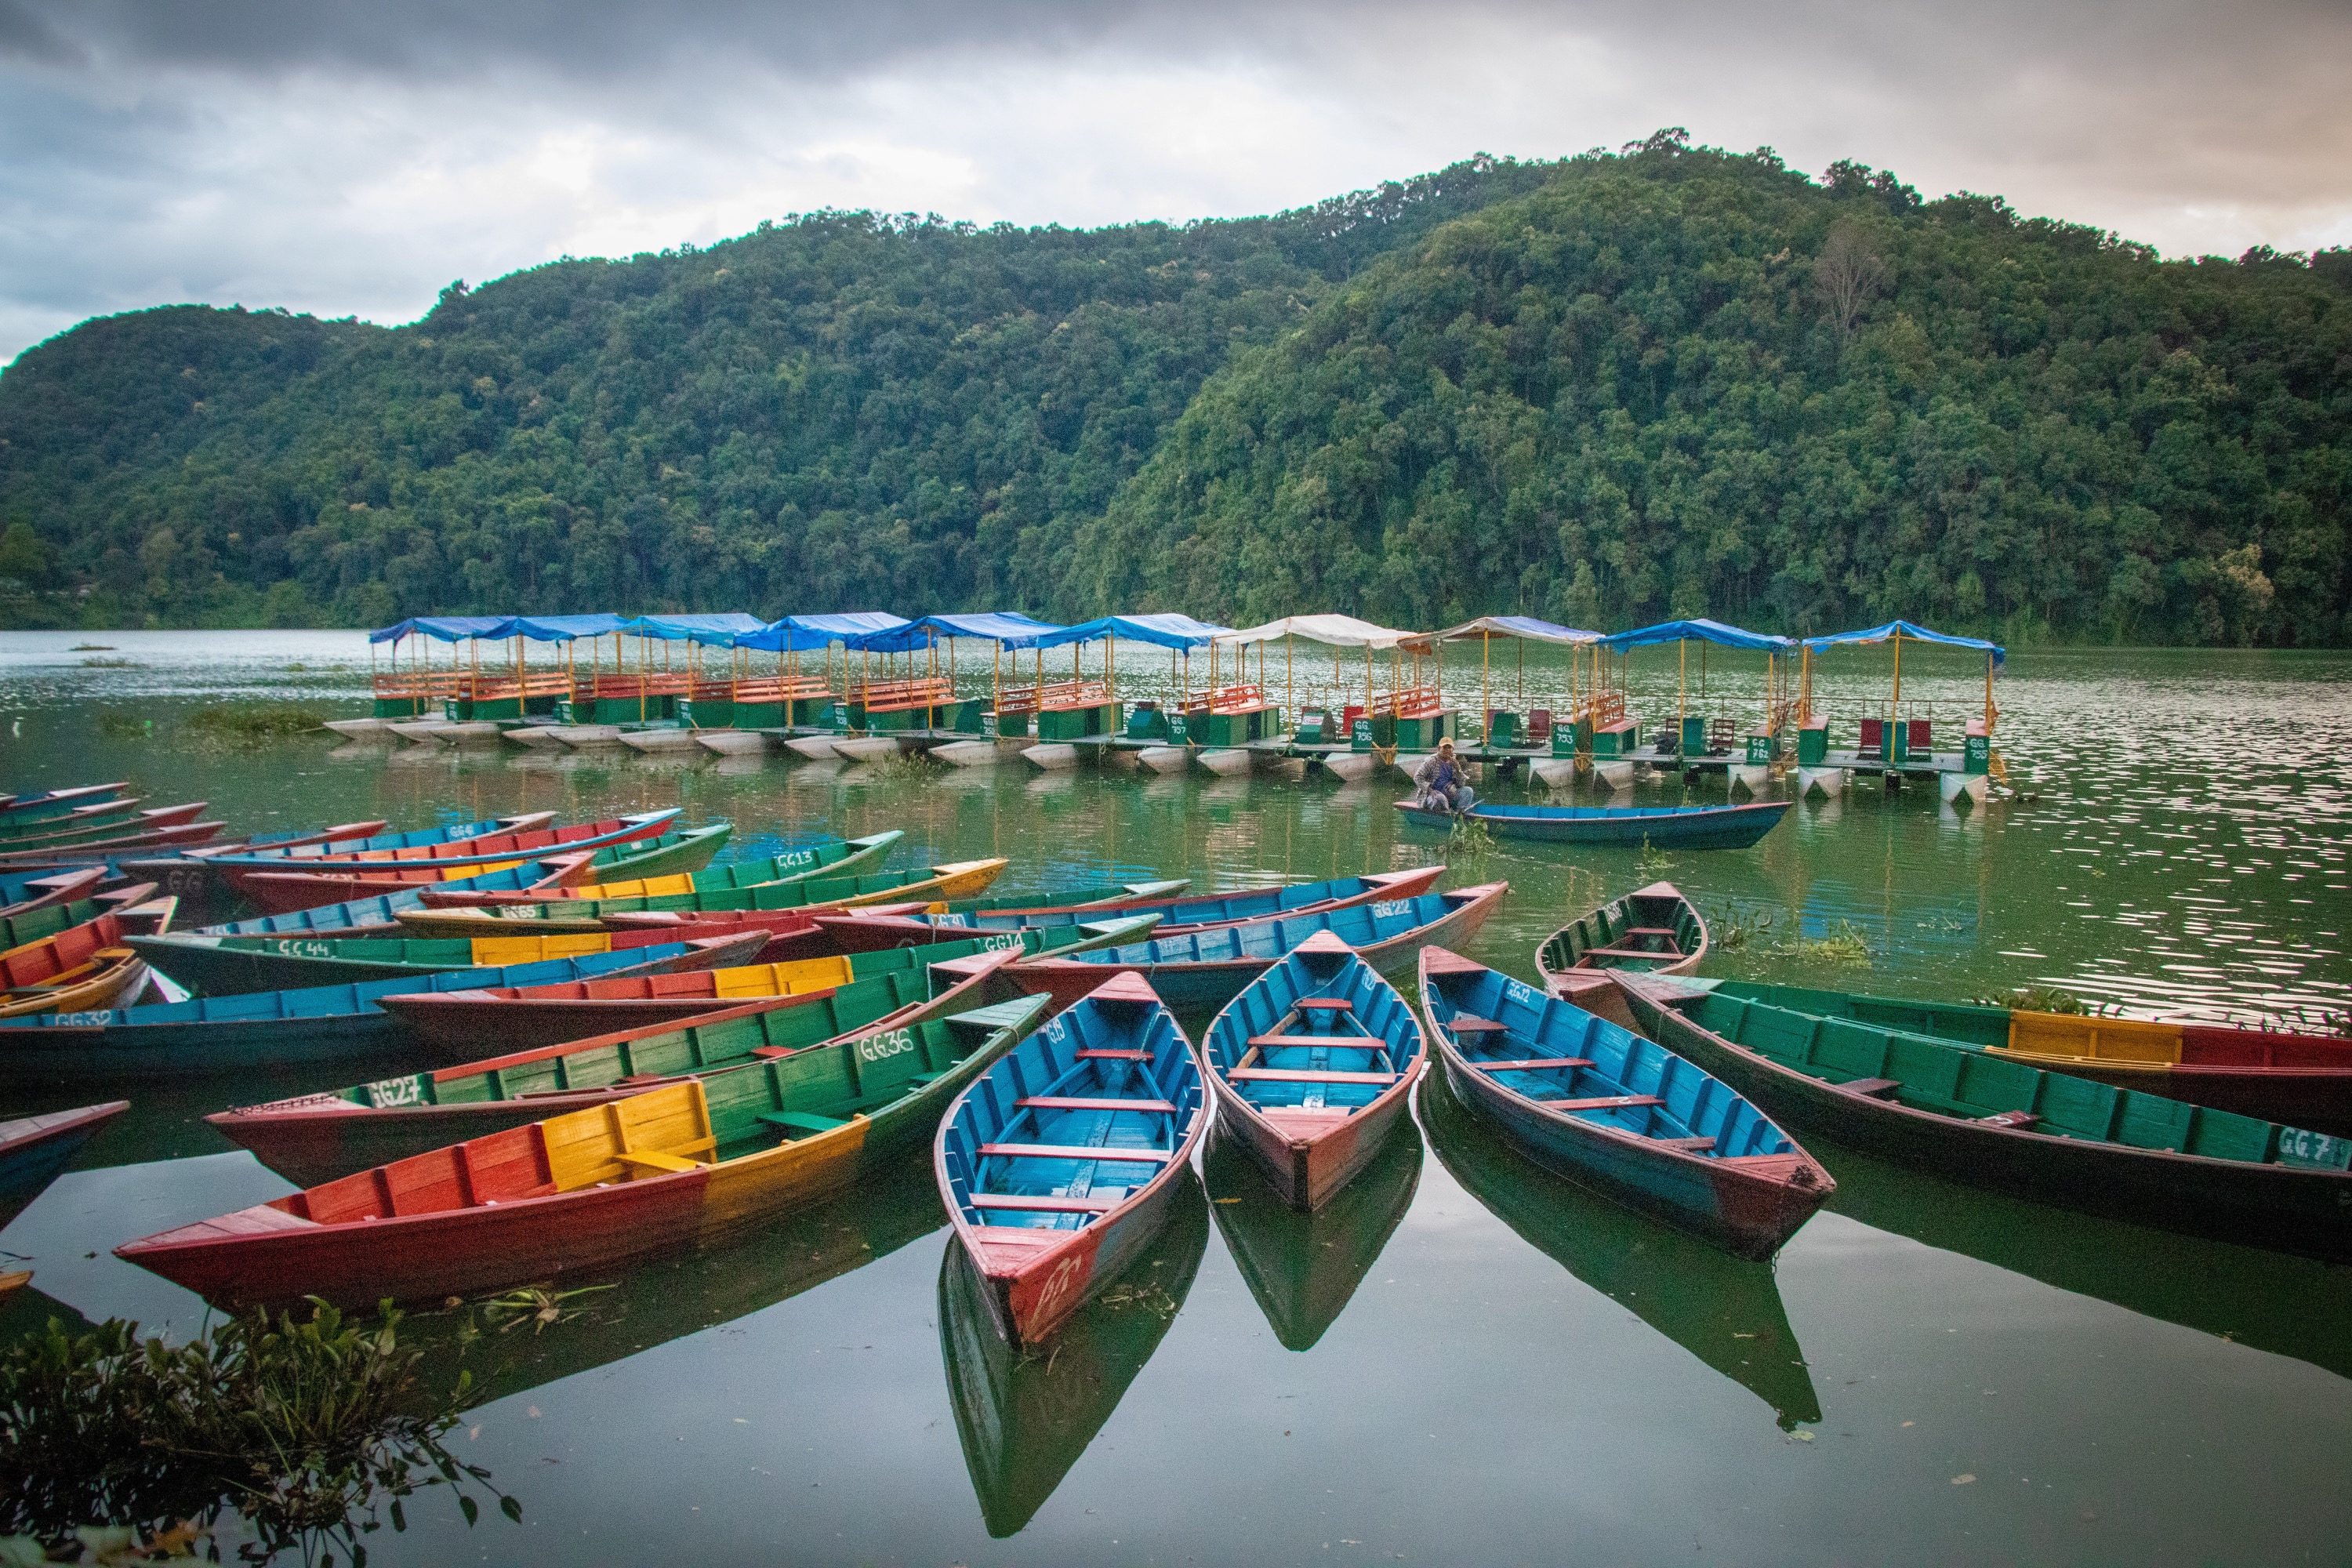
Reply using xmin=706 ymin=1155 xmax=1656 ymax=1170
xmin=407 ymin=829 xmax=900 ymax=920
xmin=1534 ymin=880 xmax=1709 ymax=995
xmin=1616 ymin=976 xmax=2352 ymax=1263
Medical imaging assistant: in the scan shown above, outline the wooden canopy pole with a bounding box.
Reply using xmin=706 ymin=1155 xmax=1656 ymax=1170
xmin=1984 ymin=652 xmax=1995 ymax=731
xmin=1891 ymin=630 xmax=1904 ymax=710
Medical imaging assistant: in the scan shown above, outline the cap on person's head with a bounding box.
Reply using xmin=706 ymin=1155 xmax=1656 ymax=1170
xmin=1439 ymin=739 xmax=1455 ymax=753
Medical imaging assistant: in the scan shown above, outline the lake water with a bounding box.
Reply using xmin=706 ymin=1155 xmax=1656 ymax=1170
xmin=2 ymin=630 xmax=2349 ymax=1565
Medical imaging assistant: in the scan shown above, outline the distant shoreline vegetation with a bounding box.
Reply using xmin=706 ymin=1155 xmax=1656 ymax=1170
xmin=2 ymin=132 xmax=2345 ymax=647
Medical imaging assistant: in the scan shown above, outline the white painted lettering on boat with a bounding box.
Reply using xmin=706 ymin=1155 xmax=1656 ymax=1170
xmin=780 ymin=848 xmax=815 ymax=867
xmin=272 ymin=939 xmax=335 ymax=958
xmin=978 ymin=932 xmax=1022 ymax=953
xmin=1370 ymin=900 xmax=1412 ymax=919
xmin=364 ymin=1074 xmax=427 ymax=1109
xmin=1507 ymin=980 xmax=1544 ymax=1010
xmin=1041 ymin=1016 xmax=1068 ymax=1045
xmin=858 ymin=1029 xmax=914 ymax=1064
xmin=2278 ymin=1127 xmax=2352 ymax=1168
xmin=50 ymin=1011 xmax=120 ymax=1025
xmin=1032 ymin=1252 xmax=1091 ymax=1323
xmin=934 ymin=914 xmax=971 ymax=928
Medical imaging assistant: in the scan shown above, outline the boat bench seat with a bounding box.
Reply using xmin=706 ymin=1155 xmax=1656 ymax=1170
xmin=758 ymin=1109 xmax=848 ymax=1135
xmin=1583 ymin=943 xmax=1680 ymax=960
xmin=1297 ymin=998 xmax=1353 ymax=1012
xmin=978 ymin=1142 xmax=1171 ymax=1163
xmin=616 ymin=1149 xmax=702 ymax=1174
xmin=1077 ymin=1047 xmax=1152 ymax=1060
xmin=1248 ymin=1033 xmax=1371 ymax=1049
xmin=1017 ymin=1095 xmax=1177 ymax=1113
xmin=1543 ymin=1094 xmax=1664 ymax=1112
xmin=1446 ymin=1015 xmax=1508 ymax=1033
xmin=1657 ymin=1135 xmax=1718 ymax=1152
xmin=1478 ymin=1057 xmax=1595 ymax=1073
xmin=971 ymin=1192 xmax=1124 ymax=1213
xmin=1227 ymin=1067 xmax=1398 ymax=1085
xmin=1841 ymin=1078 xmax=1904 ymax=1100
xmin=1978 ymin=1109 xmax=2042 ymax=1130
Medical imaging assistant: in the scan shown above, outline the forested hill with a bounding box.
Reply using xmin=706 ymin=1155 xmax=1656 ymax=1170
xmin=3 ymin=136 xmax=2348 ymax=644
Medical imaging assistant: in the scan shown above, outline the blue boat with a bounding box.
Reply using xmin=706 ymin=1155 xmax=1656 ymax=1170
xmin=1393 ymin=800 xmax=1790 ymax=850
xmin=0 ymin=1101 xmax=128 ymax=1222
xmin=821 ymin=869 xmax=1444 ymax=947
xmin=1013 ymin=883 xmax=1506 ymax=1013
xmin=0 ymin=938 xmax=755 ymax=1083
xmin=935 ymin=971 xmax=1207 ymax=1347
xmin=1198 ymin=930 xmax=1428 ymax=1211
xmin=197 ymin=890 xmax=426 ymax=937
xmin=1415 ymin=946 xmax=1831 ymax=1259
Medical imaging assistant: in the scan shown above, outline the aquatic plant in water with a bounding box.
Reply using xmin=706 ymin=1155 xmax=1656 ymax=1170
xmin=0 ymin=1301 xmax=514 ymax=1566
xmin=185 ymin=706 xmax=325 ymax=747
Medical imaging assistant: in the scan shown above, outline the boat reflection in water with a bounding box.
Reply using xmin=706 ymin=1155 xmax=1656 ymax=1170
xmin=412 ymin=1155 xmax=947 ymax=1400
xmin=938 ymin=1170 xmax=1208 ymax=1537
xmin=1204 ymin=1123 xmax=1421 ymax=1351
xmin=1421 ymin=1069 xmax=1821 ymax=1430
xmin=1819 ymin=1138 xmax=2352 ymax=1386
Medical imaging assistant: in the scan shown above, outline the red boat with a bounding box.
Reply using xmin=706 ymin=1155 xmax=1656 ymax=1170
xmin=0 ymin=866 xmax=112 ymax=921
xmin=1196 ymin=930 xmax=1428 ymax=1211
xmin=936 ymin=971 xmax=1209 ymax=1347
xmin=0 ymin=815 xmax=227 ymax=865
xmin=224 ymin=812 xmax=684 ymax=913
xmin=1 ymin=1100 xmax=130 ymax=1222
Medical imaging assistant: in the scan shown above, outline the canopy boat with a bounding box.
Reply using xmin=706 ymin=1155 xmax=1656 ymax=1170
xmin=0 ymin=938 xmax=760 ymax=1084
xmin=1207 ymin=614 xmax=1421 ymax=776
xmin=230 ymin=821 xmax=719 ymax=916
xmin=819 ymin=869 xmax=1442 ymax=949
xmin=1203 ymin=1118 xmax=1420 ymax=1352
xmin=0 ymin=866 xmax=113 ymax=922
xmin=1535 ymin=881 xmax=1710 ymax=1002
xmin=1587 ymin=618 xmax=1798 ymax=792
xmin=732 ymin=612 xmax=914 ymax=754
xmin=209 ymin=952 xmax=1036 ymax=1185
xmin=0 ymin=1101 xmax=129 ymax=1224
xmin=938 ymin=1174 xmax=1208 ymax=1537
xmin=374 ymin=916 xmax=1159 ymax=1051
xmin=1612 ymin=975 xmax=2352 ymax=1263
xmin=1699 ymin=979 xmax=2352 ymax=1138
xmin=1419 ymin=949 xmax=1831 ymax=1260
xmin=835 ymin=611 xmax=1068 ymax=747
xmin=406 ymin=830 xmax=902 ymax=913
xmin=126 ymin=921 xmax=739 ymax=996
xmin=1396 ymin=616 xmax=1599 ymax=764
xmin=1393 ymin=799 xmax=1790 ymax=850
xmin=1796 ymin=620 xmax=2005 ymax=802
xmin=1010 ymin=883 xmax=1506 ymax=1012
xmin=936 ymin=971 xmax=1208 ymax=1347
xmin=1197 ymin=931 xmax=1428 ymax=1210
xmin=397 ymin=858 xmax=1011 ymax=935
xmin=1 ymin=898 xmax=178 ymax=1021
xmin=122 ymin=985 xmax=1052 ymax=1306
xmin=1418 ymin=1067 xmax=1821 ymax=1430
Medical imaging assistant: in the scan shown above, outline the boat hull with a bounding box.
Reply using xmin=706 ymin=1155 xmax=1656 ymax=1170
xmin=1396 ymin=799 xmax=1790 ymax=848
xmin=1 ymin=1101 xmax=129 ymax=1216
xmin=696 ymin=730 xmax=771 ymax=756
xmin=1617 ymin=978 xmax=2352 ymax=1264
xmin=783 ymin=735 xmax=840 ymax=760
xmin=836 ymin=736 xmax=907 ymax=763
xmin=551 ymin=725 xmax=626 ymax=747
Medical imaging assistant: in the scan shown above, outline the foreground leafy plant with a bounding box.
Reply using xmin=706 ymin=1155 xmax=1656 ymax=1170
xmin=0 ymin=1301 xmax=514 ymax=1565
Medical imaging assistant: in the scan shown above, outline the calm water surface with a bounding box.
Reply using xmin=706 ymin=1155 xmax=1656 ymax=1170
xmin=2 ymin=631 xmax=2348 ymax=1566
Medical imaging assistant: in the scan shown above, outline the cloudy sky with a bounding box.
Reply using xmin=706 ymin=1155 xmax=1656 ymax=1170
xmin=2 ymin=0 xmax=2348 ymax=364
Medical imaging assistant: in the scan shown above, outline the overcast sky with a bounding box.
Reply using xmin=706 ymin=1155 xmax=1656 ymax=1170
xmin=2 ymin=0 xmax=2347 ymax=365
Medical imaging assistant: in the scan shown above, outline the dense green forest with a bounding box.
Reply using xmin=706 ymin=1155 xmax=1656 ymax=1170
xmin=2 ymin=133 xmax=2347 ymax=644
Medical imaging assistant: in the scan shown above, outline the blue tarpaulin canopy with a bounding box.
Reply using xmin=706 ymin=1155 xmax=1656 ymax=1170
xmin=621 ymin=613 xmax=768 ymax=646
xmin=368 ymin=616 xmax=513 ymax=645
xmin=1598 ymin=618 xmax=1794 ymax=653
xmin=844 ymin=612 xmax=1065 ymax=652
xmin=1401 ymin=615 xmax=1600 ymax=655
xmin=504 ymin=613 xmax=630 ymax=642
xmin=1027 ymin=613 xmax=1232 ymax=651
xmin=1803 ymin=619 xmax=2005 ymax=666
xmin=735 ymin=612 xmax=912 ymax=653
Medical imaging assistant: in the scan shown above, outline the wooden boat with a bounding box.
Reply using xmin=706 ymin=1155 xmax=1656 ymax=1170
xmin=0 ymin=800 xmax=206 ymax=848
xmin=0 ymin=866 xmax=111 ymax=922
xmin=118 ymin=813 xmax=550 ymax=909
xmin=0 ymin=817 xmax=227 ymax=866
xmin=209 ymin=953 xmax=1036 ymax=1185
xmin=1701 ymin=979 xmax=2352 ymax=1138
xmin=1419 ymin=949 xmax=1830 ymax=1259
xmin=0 ymin=938 xmax=758 ymax=1084
xmin=208 ymin=808 xmax=681 ymax=877
xmin=401 ymin=858 xmax=1011 ymax=935
xmin=371 ymin=822 xmax=733 ymax=905
xmin=1535 ymin=880 xmax=1709 ymax=1001
xmin=404 ymin=829 xmax=898 ymax=916
xmin=126 ymin=920 xmax=756 ymax=996
xmin=374 ymin=916 xmax=1160 ymax=1052
xmin=0 ymin=793 xmax=147 ymax=843
xmin=1197 ymin=930 xmax=1426 ymax=1210
xmin=1393 ymin=799 xmax=1791 ymax=849
xmin=0 ymin=782 xmax=129 ymax=822
xmin=936 ymin=971 xmax=1208 ymax=1347
xmin=0 ymin=1101 xmax=130 ymax=1222
xmin=939 ymin=1174 xmax=1207 ymax=1537
xmin=822 ymin=869 xmax=1441 ymax=949
xmin=230 ymin=822 xmax=719 ymax=916
xmin=121 ymin=988 xmax=1053 ymax=1305
xmin=1419 ymin=1066 xmax=1821 ymax=1429
xmin=1202 ymin=1118 xmax=1419 ymax=1352
xmin=1011 ymin=881 xmax=1507 ymax=1013
xmin=1 ymin=899 xmax=178 ymax=1021
xmin=1612 ymin=975 xmax=2352 ymax=1262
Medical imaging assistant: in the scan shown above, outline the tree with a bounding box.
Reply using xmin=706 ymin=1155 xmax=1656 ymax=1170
xmin=1813 ymin=220 xmax=1887 ymax=346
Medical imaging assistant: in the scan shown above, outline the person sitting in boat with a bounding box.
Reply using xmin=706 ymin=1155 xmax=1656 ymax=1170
xmin=1413 ymin=740 xmax=1476 ymax=814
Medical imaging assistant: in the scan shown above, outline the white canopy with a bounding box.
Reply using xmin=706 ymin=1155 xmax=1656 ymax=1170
xmin=1216 ymin=614 xmax=1418 ymax=651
